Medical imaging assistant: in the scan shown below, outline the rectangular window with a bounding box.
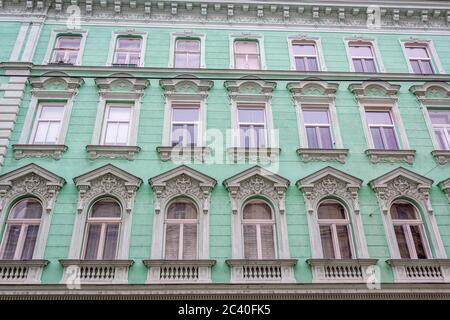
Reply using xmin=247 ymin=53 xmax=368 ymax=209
xmin=349 ymin=43 xmax=377 ymax=72
xmin=174 ymin=39 xmax=201 ymax=68
xmin=101 ymin=104 xmax=132 ymax=146
xmin=113 ymin=37 xmax=142 ymax=66
xmin=234 ymin=41 xmax=260 ymax=70
xmin=51 ymin=36 xmax=82 ymax=64
xmin=405 ymin=45 xmax=434 ymax=74
xmin=170 ymin=104 xmax=200 ymax=147
xmin=292 ymin=42 xmax=319 ymax=71
xmin=365 ymin=110 xmax=399 ymax=150
xmin=302 ymin=108 xmax=333 ymax=149
xmin=237 ymin=106 xmax=266 ymax=148
xmin=30 ymin=103 xmax=65 ymax=144
xmin=428 ymin=110 xmax=450 ymax=150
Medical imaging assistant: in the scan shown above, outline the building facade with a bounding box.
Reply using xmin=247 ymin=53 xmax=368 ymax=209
xmin=1 ymin=0 xmax=450 ymax=299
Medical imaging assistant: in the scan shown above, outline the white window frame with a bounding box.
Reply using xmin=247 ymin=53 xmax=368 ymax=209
xmin=43 ymin=29 xmax=88 ymax=65
xmin=302 ymin=106 xmax=334 ymax=149
xmin=288 ymin=36 xmax=326 ymax=71
xmin=229 ymin=34 xmax=266 ymax=70
xmin=169 ymin=103 xmax=202 ymax=147
xmin=365 ymin=108 xmax=400 ymax=150
xmin=50 ymin=35 xmax=83 ymax=65
xmin=344 ymin=38 xmax=385 ymax=73
xmin=400 ymin=39 xmax=445 ymax=74
xmin=100 ymin=103 xmax=134 ymax=146
xmin=424 ymin=108 xmax=450 ymax=151
xmin=168 ymin=32 xmax=206 ymax=68
xmin=28 ymin=102 xmax=66 ymax=145
xmin=236 ymin=105 xmax=268 ymax=149
xmin=107 ymin=30 xmax=147 ymax=67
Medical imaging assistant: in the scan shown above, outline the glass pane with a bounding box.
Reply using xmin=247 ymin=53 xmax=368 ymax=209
xmin=67 ymin=52 xmax=79 ymax=64
xmin=52 ymin=51 xmax=66 ymax=63
xmin=366 ymin=111 xmax=393 ymax=125
xmin=243 ymin=224 xmax=258 ymax=259
xmin=364 ymin=59 xmax=377 ymax=72
xmin=188 ymin=53 xmax=200 ymax=68
xmin=182 ymin=224 xmax=197 ymax=259
xmin=319 ymin=127 xmax=333 ymax=149
xmin=306 ymin=127 xmax=319 ymax=148
xmin=33 ymin=122 xmax=49 ymax=144
xmin=167 ymin=202 xmax=197 ymax=219
xmin=174 ymin=53 xmax=188 ymax=68
xmin=84 ymin=224 xmax=102 ymax=259
xmin=429 ymin=111 xmax=450 ymax=125
xmin=46 ymin=122 xmax=61 ymax=144
xmin=243 ymin=202 xmax=272 ymax=220
xmin=90 ymin=200 xmax=121 ymax=218
xmin=390 ymin=203 xmax=418 ymax=220
xmin=114 ymin=53 xmax=127 ymax=64
xmin=108 ymin=107 xmax=131 ymax=121
xmin=235 ymin=41 xmax=258 ymax=54
xmin=260 ymin=225 xmax=276 ymax=259
xmin=318 ymin=202 xmax=346 ymax=220
xmin=293 ymin=44 xmax=316 ymax=55
xmin=21 ymin=225 xmax=39 ymax=259
xmin=40 ymin=105 xmax=64 ymax=120
xmin=350 ymin=45 xmax=373 ymax=57
xmin=353 ymin=59 xmax=364 ymax=72
xmin=116 ymin=122 xmax=130 ymax=144
xmin=117 ymin=38 xmax=141 ymax=50
xmin=238 ymin=108 xmax=265 ymax=123
xmin=234 ymin=55 xmax=247 ymax=69
xmin=406 ymin=47 xmax=429 ymax=58
xmin=295 ymin=57 xmax=306 ymax=71
xmin=102 ymin=224 xmax=119 ymax=259
xmin=434 ymin=129 xmax=449 ymax=150
xmin=320 ymin=226 xmax=335 ymax=259
xmin=421 ymin=60 xmax=434 ymax=74
xmin=172 ymin=108 xmax=199 ymax=122
xmin=104 ymin=122 xmax=118 ymax=144
xmin=383 ymin=127 xmax=399 ymax=150
xmin=171 ymin=124 xmax=184 ymax=146
xmin=336 ymin=225 xmax=352 ymax=259
xmin=11 ymin=199 xmax=43 ymax=219
xmin=370 ymin=127 xmax=385 ymax=149
xmin=129 ymin=54 xmax=140 ymax=65
xmin=176 ymin=39 xmax=200 ymax=52
xmin=57 ymin=36 xmax=81 ymax=48
xmin=410 ymin=225 xmax=428 ymax=259
xmin=164 ymin=224 xmax=180 ymax=259
xmin=247 ymin=55 xmax=260 ymax=69
xmin=1 ymin=225 xmax=21 ymax=259
xmin=303 ymin=110 xmax=329 ymax=124
xmin=394 ymin=226 xmax=411 ymax=259
xmin=255 ymin=126 xmax=266 ymax=148
xmin=240 ymin=125 xmax=251 ymax=148
xmin=307 ymin=57 xmax=319 ymax=71
xmin=410 ymin=60 xmax=422 ymax=74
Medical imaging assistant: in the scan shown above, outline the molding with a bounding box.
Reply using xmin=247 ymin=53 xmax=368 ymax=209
xmin=226 ymin=259 xmax=297 ymax=283
xmin=156 ymin=146 xmax=211 ymax=162
xmin=42 ymin=29 xmax=88 ymax=65
xmin=348 ymin=80 xmax=400 ymax=102
xmin=86 ymin=145 xmax=141 ymax=161
xmin=438 ymin=177 xmax=450 ymax=203
xmin=387 ymin=259 xmax=450 ymax=283
xmin=168 ymin=32 xmax=206 ymax=69
xmin=29 ymin=71 xmax=84 ymax=97
xmin=432 ymin=150 xmax=450 ymax=165
xmin=12 ymin=144 xmax=68 ymax=160
xmin=160 ymin=75 xmax=214 ymax=100
xmin=224 ymin=77 xmax=276 ymax=102
xmin=287 ymin=80 xmax=338 ymax=100
xmin=143 ymin=259 xmax=216 ymax=284
xmin=95 ymin=73 xmax=149 ymax=99
xmin=296 ymin=148 xmax=348 ymax=163
xmin=307 ymin=259 xmax=378 ymax=283
xmin=365 ymin=149 xmax=416 ymax=164
xmin=227 ymin=147 xmax=280 ymax=164
xmin=410 ymin=82 xmax=450 ymax=104
xmin=0 ymin=259 xmax=49 ymax=284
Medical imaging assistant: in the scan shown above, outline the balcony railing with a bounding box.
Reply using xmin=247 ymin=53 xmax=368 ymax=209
xmin=307 ymin=259 xmax=378 ymax=283
xmin=387 ymin=259 xmax=450 ymax=283
xmin=226 ymin=259 xmax=297 ymax=283
xmin=143 ymin=259 xmax=216 ymax=283
xmin=0 ymin=260 xmax=49 ymax=284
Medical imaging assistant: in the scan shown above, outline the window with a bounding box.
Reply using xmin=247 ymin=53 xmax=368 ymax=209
xmin=348 ymin=43 xmax=377 ymax=72
xmin=303 ymin=108 xmax=333 ymax=148
xmin=174 ymin=39 xmax=201 ymax=68
xmin=83 ymin=199 xmax=121 ymax=260
xmin=30 ymin=103 xmax=65 ymax=144
xmin=0 ymin=199 xmax=42 ymax=260
xmin=318 ymin=202 xmax=353 ymax=259
xmin=428 ymin=110 xmax=450 ymax=150
xmin=51 ymin=36 xmax=82 ymax=64
xmin=242 ymin=201 xmax=276 ymax=259
xmin=237 ymin=106 xmax=266 ymax=148
xmin=170 ymin=104 xmax=200 ymax=147
xmin=113 ymin=37 xmax=142 ymax=66
xmin=101 ymin=104 xmax=132 ymax=146
xmin=164 ymin=200 xmax=198 ymax=260
xmin=365 ymin=110 xmax=399 ymax=150
xmin=404 ymin=45 xmax=434 ymax=74
xmin=292 ymin=42 xmax=319 ymax=71
xmin=390 ymin=202 xmax=431 ymax=259
xmin=234 ymin=41 xmax=260 ymax=70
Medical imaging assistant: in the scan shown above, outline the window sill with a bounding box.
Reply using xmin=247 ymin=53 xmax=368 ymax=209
xmin=387 ymin=259 xmax=450 ymax=283
xmin=297 ymin=148 xmax=348 ymax=163
xmin=226 ymin=259 xmax=297 ymax=283
xmin=59 ymin=259 xmax=134 ymax=284
xmin=431 ymin=150 xmax=450 ymax=165
xmin=0 ymin=259 xmax=49 ymax=284
xmin=227 ymin=147 xmax=280 ymax=163
xmin=365 ymin=149 xmax=416 ymax=164
xmin=307 ymin=258 xmax=378 ymax=283
xmin=86 ymin=145 xmax=141 ymax=161
xmin=156 ymin=146 xmax=211 ymax=162
xmin=143 ymin=259 xmax=216 ymax=283
xmin=13 ymin=144 xmax=68 ymax=160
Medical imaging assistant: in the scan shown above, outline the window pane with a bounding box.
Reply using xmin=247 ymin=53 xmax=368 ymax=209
xmin=303 ymin=110 xmax=329 ymax=124
xmin=336 ymin=225 xmax=352 ymax=259
xmin=234 ymin=55 xmax=247 ymax=69
xmin=182 ymin=224 xmax=197 ymax=259
xmin=117 ymin=38 xmax=141 ymax=49
xmin=410 ymin=60 xmax=422 ymax=74
xmin=116 ymin=122 xmax=130 ymax=144
xmin=260 ymin=225 xmax=276 ymax=259
xmin=318 ymin=203 xmax=346 ymax=220
xmin=171 ymin=124 xmax=184 ymax=146
xmin=295 ymin=57 xmax=306 ymax=71
xmin=57 ymin=36 xmax=81 ymax=49
xmin=390 ymin=203 xmax=417 ymax=220
xmin=52 ymin=51 xmax=66 ymax=63
xmin=84 ymin=224 xmax=102 ymax=259
xmin=394 ymin=226 xmax=411 ymax=259
xmin=243 ymin=225 xmax=258 ymax=259
xmin=406 ymin=47 xmax=429 ymax=58
xmin=66 ymin=52 xmax=79 ymax=64
xmin=364 ymin=59 xmax=377 ymax=72
xmin=410 ymin=225 xmax=428 ymax=259
xmin=1 ymin=225 xmax=21 ymax=259
xmin=366 ymin=111 xmax=393 ymax=125
xmin=383 ymin=127 xmax=399 ymax=150
xmin=293 ymin=44 xmax=316 ymax=55
xmin=240 ymin=125 xmax=251 ymax=148
xmin=164 ymin=224 xmax=180 ymax=259
xmin=129 ymin=54 xmax=140 ymax=65
xmin=306 ymin=127 xmax=319 ymax=148
xmin=255 ymin=126 xmax=266 ymax=148
xmin=167 ymin=202 xmax=197 ymax=219
xmin=350 ymin=45 xmax=373 ymax=57
xmin=46 ymin=122 xmax=61 ymax=144
xmin=172 ymin=108 xmax=199 ymax=122
xmin=370 ymin=127 xmax=385 ymax=149
xmin=188 ymin=53 xmax=201 ymax=68
xmin=91 ymin=200 xmax=121 ymax=218
xmin=319 ymin=127 xmax=333 ymax=149
xmin=21 ymin=225 xmax=39 ymax=259
xmin=40 ymin=105 xmax=64 ymax=120
xmin=174 ymin=53 xmax=188 ymax=68
xmin=247 ymin=55 xmax=260 ymax=69
xmin=307 ymin=57 xmax=319 ymax=71
xmin=176 ymin=40 xmax=200 ymax=52
xmin=353 ymin=59 xmax=364 ymax=72
xmin=104 ymin=122 xmax=119 ymax=144
xmin=243 ymin=202 xmax=272 ymax=220
xmin=235 ymin=41 xmax=258 ymax=54
xmin=103 ymin=224 xmax=119 ymax=259
xmin=108 ymin=107 xmax=131 ymax=121
xmin=429 ymin=111 xmax=450 ymax=125
xmin=320 ymin=226 xmax=335 ymax=259
xmin=421 ymin=60 xmax=434 ymax=74
xmin=34 ymin=123 xmax=50 ymax=144
xmin=434 ymin=129 xmax=449 ymax=150
xmin=11 ymin=199 xmax=43 ymax=219
xmin=114 ymin=53 xmax=127 ymax=64
xmin=238 ymin=108 xmax=265 ymax=123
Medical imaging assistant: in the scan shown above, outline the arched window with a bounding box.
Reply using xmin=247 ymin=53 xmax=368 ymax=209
xmin=390 ymin=201 xmax=431 ymax=259
xmin=318 ymin=201 xmax=353 ymax=259
xmin=83 ymin=198 xmax=121 ymax=260
xmin=242 ymin=200 xmax=276 ymax=259
xmin=165 ymin=199 xmax=198 ymax=260
xmin=0 ymin=198 xmax=43 ymax=260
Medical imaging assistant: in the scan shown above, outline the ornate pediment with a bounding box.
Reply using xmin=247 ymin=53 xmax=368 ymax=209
xmin=95 ymin=73 xmax=149 ymax=99
xmin=438 ymin=178 xmax=450 ymax=203
xmin=410 ymin=82 xmax=450 ymax=101
xmin=369 ymin=167 xmax=433 ymax=215
xmin=149 ymin=165 xmax=216 ymax=215
xmin=160 ymin=75 xmax=213 ymax=99
xmin=349 ymin=80 xmax=400 ymax=101
xmin=0 ymin=163 xmax=65 ymax=213
xmin=73 ymin=164 xmax=142 ymax=214
xmin=29 ymin=72 xmax=84 ymax=98
xmin=296 ymin=167 xmax=362 ymax=214
xmin=224 ymin=77 xmax=276 ymax=102
xmin=287 ymin=80 xmax=338 ymax=100
xmin=223 ymin=166 xmax=289 ymax=214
